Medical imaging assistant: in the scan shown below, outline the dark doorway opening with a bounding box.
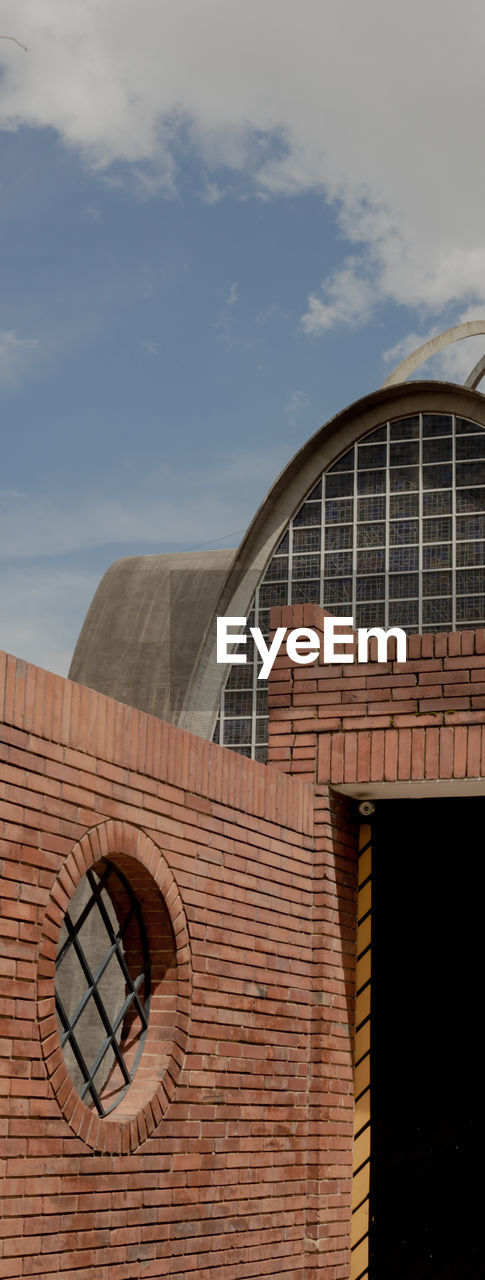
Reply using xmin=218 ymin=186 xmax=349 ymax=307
xmin=370 ymin=798 xmax=483 ymax=1279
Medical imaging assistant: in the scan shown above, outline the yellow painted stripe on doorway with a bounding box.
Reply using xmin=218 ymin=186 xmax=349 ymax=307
xmin=351 ymin=821 xmax=372 ymax=1280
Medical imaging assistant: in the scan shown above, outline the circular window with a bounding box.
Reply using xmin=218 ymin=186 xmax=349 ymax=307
xmin=38 ymin=821 xmax=191 ymax=1152
xmin=55 ymin=859 xmax=150 ymax=1117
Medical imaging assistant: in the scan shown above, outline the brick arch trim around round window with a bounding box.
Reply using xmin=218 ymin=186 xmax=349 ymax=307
xmin=37 ymin=819 xmax=192 ymax=1154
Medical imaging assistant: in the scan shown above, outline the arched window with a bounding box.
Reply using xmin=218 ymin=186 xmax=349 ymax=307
xmin=215 ymin=412 xmax=485 ymax=760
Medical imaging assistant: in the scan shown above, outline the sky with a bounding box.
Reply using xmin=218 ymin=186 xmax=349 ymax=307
xmin=2 ymin=0 xmax=485 ymax=674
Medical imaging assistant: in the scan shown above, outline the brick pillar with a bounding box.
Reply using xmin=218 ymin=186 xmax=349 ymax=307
xmin=268 ymin=606 xmax=358 ymax=1279
xmin=267 ymin=603 xmax=321 ymax=782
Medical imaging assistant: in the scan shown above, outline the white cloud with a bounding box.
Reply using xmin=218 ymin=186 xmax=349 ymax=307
xmin=140 ymin=339 xmax=160 ymax=355
xmin=285 ymin=389 xmax=310 ymax=429
xmin=301 ymin=260 xmax=375 ymax=333
xmin=202 ymin=181 xmax=223 ymax=205
xmin=215 ymin=281 xmax=244 ymax=344
xmin=0 ymin=330 xmax=39 ymax=384
xmin=2 ymin=2 xmax=485 ymax=328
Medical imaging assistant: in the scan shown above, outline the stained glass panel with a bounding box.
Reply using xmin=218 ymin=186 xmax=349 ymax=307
xmin=457 ymin=542 xmax=485 ymax=566
xmin=389 ymin=547 xmax=419 ymax=573
xmin=358 ymin=443 xmax=387 ymax=469
xmin=357 ymin=549 xmax=386 ymax=575
xmin=390 ymin=441 xmax=420 ymax=467
xmin=390 ymin=416 xmax=420 ymax=440
xmin=356 ymin=576 xmax=385 ymax=601
xmin=357 ymin=522 xmax=386 ymax=547
xmin=455 ymin=435 xmax=485 ymax=460
xmin=293 ymin=527 xmax=321 ymax=552
xmin=390 ymin=520 xmax=419 ymax=545
xmin=358 ymin=495 xmax=386 ymax=522
xmin=390 ymin=467 xmax=419 ymax=492
xmin=292 ymin=580 xmax=320 ymax=603
xmin=422 ymin=437 xmax=452 ymax=464
xmin=423 ymin=544 xmax=452 ymax=570
xmin=422 ymin=414 xmax=452 ymax=436
xmin=292 ymin=554 xmax=320 ymax=579
xmin=325 ymin=472 xmax=354 ymax=498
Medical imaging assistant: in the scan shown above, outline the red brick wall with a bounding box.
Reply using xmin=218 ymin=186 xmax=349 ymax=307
xmin=7 ymin=603 xmax=483 ymax=1278
xmin=268 ymin=605 xmax=485 ymax=786
xmin=1 ymin=649 xmax=361 ymax=1280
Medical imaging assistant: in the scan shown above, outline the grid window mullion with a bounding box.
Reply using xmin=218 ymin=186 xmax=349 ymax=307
xmin=352 ymin=446 xmax=358 ymax=622
xmin=452 ymin=414 xmax=456 ymax=630
xmin=252 ymin=589 xmax=260 ymax=760
xmin=321 ymin=474 xmax=326 ymax=604
xmin=287 ymin=521 xmax=294 ymax=605
xmin=418 ymin=413 xmax=423 ymax=633
xmin=385 ymin=421 xmax=390 ymax=628
xmin=219 ymin=684 xmax=225 ymax=756
xmin=319 ymin=472 xmax=325 ymax=607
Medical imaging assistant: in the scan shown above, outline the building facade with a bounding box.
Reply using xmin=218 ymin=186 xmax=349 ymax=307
xmin=2 ymin=326 xmax=485 ymax=1278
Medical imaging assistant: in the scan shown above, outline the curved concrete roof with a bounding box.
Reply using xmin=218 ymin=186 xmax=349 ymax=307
xmin=69 ymin=548 xmax=235 ymax=723
xmin=71 ymin=379 xmax=485 ymax=742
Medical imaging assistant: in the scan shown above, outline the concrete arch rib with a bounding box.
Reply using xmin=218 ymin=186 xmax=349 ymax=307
xmin=465 ymin=352 xmax=485 ymax=391
xmin=382 ymin=320 xmax=485 ymax=387
xmin=180 ymin=380 xmax=485 ymax=741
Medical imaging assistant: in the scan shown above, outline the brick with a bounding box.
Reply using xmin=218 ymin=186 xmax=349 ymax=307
xmin=384 ymin=731 xmax=398 ymax=781
xmin=467 ymin=724 xmax=481 ymax=777
xmin=453 ymin=726 xmax=468 ymax=778
xmin=397 ymin=729 xmax=411 ymax=781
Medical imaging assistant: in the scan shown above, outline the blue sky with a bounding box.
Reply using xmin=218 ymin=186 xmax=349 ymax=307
xmin=2 ymin=1 xmax=485 ymax=673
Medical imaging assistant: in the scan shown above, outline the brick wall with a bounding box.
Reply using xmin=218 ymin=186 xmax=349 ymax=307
xmin=7 ymin=604 xmax=483 ymax=1278
xmin=0 ymin=648 xmax=359 ymax=1280
xmin=267 ymin=605 xmax=485 ymax=787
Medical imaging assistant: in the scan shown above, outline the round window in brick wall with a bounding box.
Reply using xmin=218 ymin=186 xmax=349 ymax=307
xmin=38 ymin=821 xmax=191 ymax=1152
xmin=55 ymin=859 xmax=151 ymax=1117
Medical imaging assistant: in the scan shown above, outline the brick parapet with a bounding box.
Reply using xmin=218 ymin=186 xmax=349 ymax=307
xmin=0 ymin=649 xmax=312 ymax=835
